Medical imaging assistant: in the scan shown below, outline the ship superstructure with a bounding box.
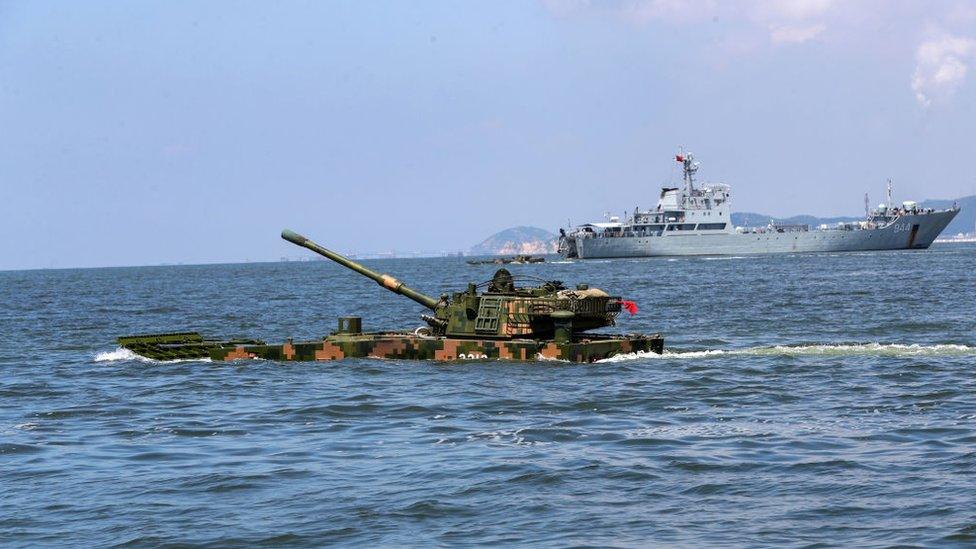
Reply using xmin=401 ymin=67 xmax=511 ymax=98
xmin=558 ymin=151 xmax=960 ymax=258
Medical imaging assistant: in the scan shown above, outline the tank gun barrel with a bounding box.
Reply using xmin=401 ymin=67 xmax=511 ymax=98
xmin=281 ymin=229 xmax=440 ymax=310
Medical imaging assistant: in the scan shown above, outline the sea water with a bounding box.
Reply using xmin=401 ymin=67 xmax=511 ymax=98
xmin=1 ymin=244 xmax=974 ymax=546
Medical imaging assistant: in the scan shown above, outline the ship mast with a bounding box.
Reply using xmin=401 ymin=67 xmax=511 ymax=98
xmin=886 ymin=179 xmax=892 ymax=209
xmin=676 ymin=150 xmax=698 ymax=195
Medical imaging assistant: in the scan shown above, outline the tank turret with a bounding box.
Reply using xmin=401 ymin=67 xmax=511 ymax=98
xmin=281 ymin=229 xmax=625 ymax=340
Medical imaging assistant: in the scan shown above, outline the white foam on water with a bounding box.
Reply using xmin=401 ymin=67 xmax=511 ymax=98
xmin=534 ymin=353 xmax=570 ymax=363
xmin=745 ymin=343 xmax=976 ymax=357
xmin=598 ymin=349 xmax=726 ymax=362
xmin=93 ymin=347 xmax=212 ymax=364
xmin=94 ymin=347 xmax=145 ymax=362
xmin=598 ymin=343 xmax=976 ymax=362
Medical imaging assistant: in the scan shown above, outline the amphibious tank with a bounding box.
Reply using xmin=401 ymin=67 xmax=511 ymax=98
xmin=117 ymin=230 xmax=663 ymax=362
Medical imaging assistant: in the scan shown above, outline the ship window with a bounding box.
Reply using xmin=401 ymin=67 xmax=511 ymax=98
xmin=697 ymin=223 xmax=727 ymax=230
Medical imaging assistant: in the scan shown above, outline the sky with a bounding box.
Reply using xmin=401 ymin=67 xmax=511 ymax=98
xmin=1 ymin=0 xmax=975 ymax=270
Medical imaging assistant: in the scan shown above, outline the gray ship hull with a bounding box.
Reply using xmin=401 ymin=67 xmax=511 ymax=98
xmin=572 ymin=210 xmax=959 ymax=258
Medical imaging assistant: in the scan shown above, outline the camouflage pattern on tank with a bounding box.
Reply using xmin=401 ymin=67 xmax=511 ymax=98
xmin=117 ymin=229 xmax=664 ymax=363
xmin=119 ymin=327 xmax=663 ymax=363
xmin=212 ymin=333 xmax=662 ymax=362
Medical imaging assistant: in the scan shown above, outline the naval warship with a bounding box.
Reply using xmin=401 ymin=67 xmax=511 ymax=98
xmin=559 ymin=151 xmax=960 ymax=259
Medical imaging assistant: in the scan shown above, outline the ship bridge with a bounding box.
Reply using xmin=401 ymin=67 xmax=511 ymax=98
xmin=630 ymin=153 xmax=733 ymax=233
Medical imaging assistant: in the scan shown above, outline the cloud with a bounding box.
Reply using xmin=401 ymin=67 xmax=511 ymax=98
xmin=911 ymin=33 xmax=976 ymax=107
xmin=540 ymin=0 xmax=717 ymax=24
xmin=769 ymin=23 xmax=825 ymax=44
xmin=539 ymin=0 xmax=976 ymax=107
xmin=541 ymin=0 xmax=833 ymax=43
xmin=755 ymin=0 xmax=833 ymax=21
xmin=620 ymin=0 xmax=717 ymax=25
xmin=539 ymin=0 xmax=592 ymax=18
xmin=752 ymin=0 xmax=832 ymax=44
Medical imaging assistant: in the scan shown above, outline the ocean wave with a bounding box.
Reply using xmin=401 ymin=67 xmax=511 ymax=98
xmin=599 ymin=343 xmax=976 ymax=362
xmin=94 ymin=347 xmax=212 ymax=364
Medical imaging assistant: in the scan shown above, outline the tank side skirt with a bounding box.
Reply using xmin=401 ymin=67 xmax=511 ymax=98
xmin=207 ymin=334 xmax=662 ymax=362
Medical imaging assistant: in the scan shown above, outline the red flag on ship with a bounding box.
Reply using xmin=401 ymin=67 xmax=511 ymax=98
xmin=675 ymin=154 xmax=684 ymax=162
xmin=618 ymin=300 xmax=638 ymax=315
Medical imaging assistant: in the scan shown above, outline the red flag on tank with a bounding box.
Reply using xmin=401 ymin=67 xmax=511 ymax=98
xmin=618 ymin=300 xmax=638 ymax=315
xmin=675 ymin=154 xmax=684 ymax=162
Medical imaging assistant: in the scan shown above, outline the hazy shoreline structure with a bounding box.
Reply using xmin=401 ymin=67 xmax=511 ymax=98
xmin=934 ymin=213 xmax=976 ymax=243
xmin=935 ymin=234 xmax=976 ymax=243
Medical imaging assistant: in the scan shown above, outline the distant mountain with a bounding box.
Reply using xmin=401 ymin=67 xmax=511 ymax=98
xmin=919 ymin=195 xmax=975 ymax=235
xmin=732 ymin=194 xmax=975 ymax=235
xmin=731 ymin=212 xmax=859 ymax=228
xmin=470 ymin=226 xmax=558 ymax=256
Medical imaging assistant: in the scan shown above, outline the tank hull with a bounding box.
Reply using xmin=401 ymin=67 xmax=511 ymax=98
xmin=569 ymin=209 xmax=958 ymax=258
xmin=118 ymin=331 xmax=663 ymax=363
